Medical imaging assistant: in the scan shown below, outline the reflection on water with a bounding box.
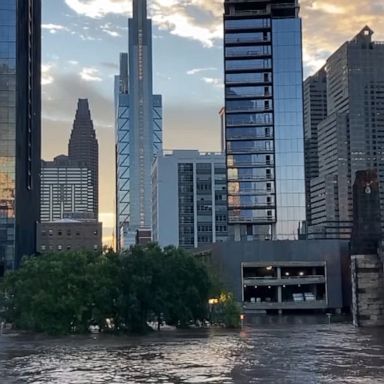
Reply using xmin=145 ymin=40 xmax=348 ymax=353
xmin=0 ymin=317 xmax=383 ymax=384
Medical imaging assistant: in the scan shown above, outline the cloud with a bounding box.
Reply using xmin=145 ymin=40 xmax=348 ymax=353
xmin=42 ymin=64 xmax=54 ymax=85
xmin=80 ymin=67 xmax=103 ymax=82
xmin=202 ymin=77 xmax=223 ymax=89
xmin=42 ymin=23 xmax=69 ymax=34
xmin=64 ymin=0 xmax=223 ymax=47
xmin=311 ymin=2 xmax=346 ymax=15
xmin=101 ymin=23 xmax=121 ymax=37
xmin=187 ymin=67 xmax=217 ymax=75
xmin=64 ymin=0 xmax=130 ymax=18
xmin=301 ymin=0 xmax=384 ymax=75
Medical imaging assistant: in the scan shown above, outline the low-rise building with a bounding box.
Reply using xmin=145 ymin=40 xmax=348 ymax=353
xmin=37 ymin=220 xmax=102 ymax=254
xmin=196 ymin=240 xmax=351 ymax=314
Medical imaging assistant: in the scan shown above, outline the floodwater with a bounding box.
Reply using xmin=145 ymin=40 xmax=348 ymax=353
xmin=0 ymin=317 xmax=383 ymax=384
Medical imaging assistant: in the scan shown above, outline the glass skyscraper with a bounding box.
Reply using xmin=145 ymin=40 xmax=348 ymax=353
xmin=115 ymin=0 xmax=162 ymax=250
xmin=224 ymin=0 xmax=305 ymax=241
xmin=0 ymin=0 xmax=41 ymax=273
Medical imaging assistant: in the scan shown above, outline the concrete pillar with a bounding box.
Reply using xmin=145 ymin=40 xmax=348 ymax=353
xmin=352 ymin=254 xmax=384 ymax=327
xmin=278 ymin=286 xmax=282 ymax=303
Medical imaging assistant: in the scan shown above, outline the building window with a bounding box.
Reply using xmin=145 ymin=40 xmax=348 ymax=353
xmin=93 ymin=230 xmax=98 ymax=236
xmin=67 ymin=230 xmax=71 ymax=236
xmin=41 ymin=245 xmax=46 ymax=251
xmin=58 ymin=231 xmax=62 ymax=236
xmin=93 ymin=245 xmax=98 ymax=250
xmin=66 ymin=245 xmax=71 ymax=250
xmin=58 ymin=245 xmax=62 ymax=251
xmin=48 ymin=230 xmax=53 ymax=236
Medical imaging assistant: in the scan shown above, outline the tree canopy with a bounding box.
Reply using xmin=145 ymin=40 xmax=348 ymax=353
xmin=0 ymin=244 xmax=227 ymax=335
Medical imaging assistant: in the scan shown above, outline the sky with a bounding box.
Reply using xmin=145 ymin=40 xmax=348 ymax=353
xmin=41 ymin=0 xmax=384 ymax=245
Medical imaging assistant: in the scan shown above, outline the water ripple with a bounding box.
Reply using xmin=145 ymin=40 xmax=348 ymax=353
xmin=0 ymin=320 xmax=383 ymax=383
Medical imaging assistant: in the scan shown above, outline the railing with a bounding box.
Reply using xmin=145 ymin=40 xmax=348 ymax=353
xmin=243 ymin=275 xmax=326 ymax=286
xmin=243 ymin=300 xmax=328 ymax=311
xmin=225 ymin=37 xmax=270 ymax=45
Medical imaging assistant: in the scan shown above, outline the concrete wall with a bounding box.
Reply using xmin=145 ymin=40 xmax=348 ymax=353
xmin=201 ymin=240 xmax=350 ymax=310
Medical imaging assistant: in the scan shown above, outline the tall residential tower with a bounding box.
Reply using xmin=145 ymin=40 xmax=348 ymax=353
xmin=224 ymin=0 xmax=306 ymax=241
xmin=115 ymin=0 xmax=162 ymax=250
xmin=0 ymin=0 xmax=41 ymax=273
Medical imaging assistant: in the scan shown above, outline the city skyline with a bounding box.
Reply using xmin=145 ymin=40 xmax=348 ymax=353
xmin=41 ymin=1 xmax=384 ymax=244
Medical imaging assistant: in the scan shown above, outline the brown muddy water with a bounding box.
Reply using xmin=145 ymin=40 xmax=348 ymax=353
xmin=0 ymin=317 xmax=383 ymax=383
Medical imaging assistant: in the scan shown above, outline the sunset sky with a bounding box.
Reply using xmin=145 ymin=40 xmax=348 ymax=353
xmin=41 ymin=0 xmax=384 ymax=244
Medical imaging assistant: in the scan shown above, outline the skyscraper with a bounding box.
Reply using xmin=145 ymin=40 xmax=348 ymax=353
xmin=306 ymin=27 xmax=384 ymax=239
xmin=224 ymin=0 xmax=306 ymax=241
xmin=68 ymin=99 xmax=98 ymax=220
xmin=303 ymin=68 xmax=327 ymax=224
xmin=0 ymin=0 xmax=41 ymax=273
xmin=115 ymin=0 xmax=162 ymax=250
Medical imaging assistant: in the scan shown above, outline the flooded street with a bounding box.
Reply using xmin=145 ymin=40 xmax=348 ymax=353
xmin=0 ymin=317 xmax=383 ymax=383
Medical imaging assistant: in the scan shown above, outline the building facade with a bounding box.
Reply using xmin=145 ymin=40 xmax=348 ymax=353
xmin=152 ymin=151 xmax=227 ymax=249
xmin=224 ymin=0 xmax=306 ymax=241
xmin=41 ymin=156 xmax=94 ymax=222
xmin=37 ymin=220 xmax=102 ymax=254
xmin=115 ymin=0 xmax=162 ymax=250
xmin=68 ymin=99 xmax=98 ymax=220
xmin=306 ymin=27 xmax=384 ymax=239
xmin=196 ymin=240 xmax=350 ymax=314
xmin=0 ymin=0 xmax=41 ymax=272
xmin=303 ymin=67 xmax=327 ymax=224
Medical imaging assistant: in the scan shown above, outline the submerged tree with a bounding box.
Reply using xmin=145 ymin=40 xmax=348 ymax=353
xmin=0 ymin=245 xmax=215 ymax=335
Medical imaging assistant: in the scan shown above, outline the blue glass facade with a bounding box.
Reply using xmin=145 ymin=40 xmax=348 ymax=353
xmin=272 ymin=18 xmax=306 ymax=239
xmin=0 ymin=1 xmax=17 ymax=272
xmin=224 ymin=0 xmax=305 ymax=240
xmin=0 ymin=0 xmax=41 ymax=272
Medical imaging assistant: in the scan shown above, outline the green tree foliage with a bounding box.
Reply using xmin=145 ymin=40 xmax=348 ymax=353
xmin=0 ymin=245 xmax=215 ymax=335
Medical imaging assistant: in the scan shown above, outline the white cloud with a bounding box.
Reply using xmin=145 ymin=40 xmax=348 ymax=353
xmin=101 ymin=23 xmax=121 ymax=37
xmin=68 ymin=60 xmax=79 ymax=65
xmin=202 ymin=77 xmax=223 ymax=89
xmin=64 ymin=0 xmax=130 ymax=18
xmin=64 ymin=0 xmax=223 ymax=47
xmin=80 ymin=67 xmax=103 ymax=82
xmin=42 ymin=23 xmax=69 ymax=34
xmin=42 ymin=64 xmax=54 ymax=85
xmin=187 ymin=67 xmax=217 ymax=75
xmin=311 ymin=2 xmax=346 ymax=15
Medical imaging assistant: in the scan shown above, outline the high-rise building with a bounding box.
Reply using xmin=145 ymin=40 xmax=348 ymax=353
xmin=41 ymin=156 xmax=94 ymax=222
xmin=303 ymin=67 xmax=327 ymax=224
xmin=68 ymin=99 xmax=98 ymax=220
xmin=224 ymin=0 xmax=306 ymax=241
xmin=306 ymin=27 xmax=384 ymax=239
xmin=0 ymin=1 xmax=41 ymax=272
xmin=152 ymin=151 xmax=227 ymax=249
xmin=115 ymin=0 xmax=162 ymax=250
